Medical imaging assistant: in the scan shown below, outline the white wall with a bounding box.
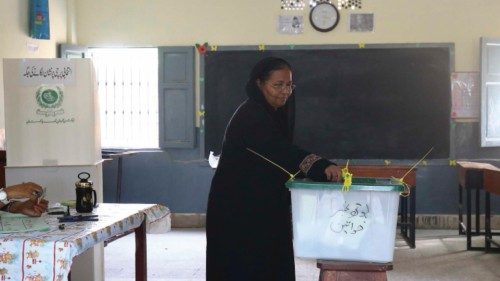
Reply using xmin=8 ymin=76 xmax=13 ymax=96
xmin=74 ymin=0 xmax=500 ymax=71
xmin=72 ymin=0 xmax=500 ymax=127
xmin=2 ymin=0 xmax=500 ymax=130
xmin=0 ymin=0 xmax=68 ymax=129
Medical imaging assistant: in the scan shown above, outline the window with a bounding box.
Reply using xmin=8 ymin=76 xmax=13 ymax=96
xmin=89 ymin=48 xmax=159 ymax=149
xmin=481 ymin=38 xmax=500 ymax=147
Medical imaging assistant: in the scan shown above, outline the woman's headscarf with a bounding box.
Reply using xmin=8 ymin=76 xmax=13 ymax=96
xmin=245 ymin=57 xmax=296 ymax=142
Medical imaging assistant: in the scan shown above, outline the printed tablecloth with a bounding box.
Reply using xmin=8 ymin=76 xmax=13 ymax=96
xmin=0 ymin=203 xmax=170 ymax=281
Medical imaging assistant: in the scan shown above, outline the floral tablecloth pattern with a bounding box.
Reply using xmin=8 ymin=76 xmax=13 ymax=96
xmin=0 ymin=203 xmax=170 ymax=281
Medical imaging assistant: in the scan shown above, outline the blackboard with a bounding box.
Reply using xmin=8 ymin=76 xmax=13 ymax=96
xmin=204 ymin=45 xmax=452 ymax=159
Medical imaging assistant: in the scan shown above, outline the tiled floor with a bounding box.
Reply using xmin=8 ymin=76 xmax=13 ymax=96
xmin=105 ymin=228 xmax=500 ymax=281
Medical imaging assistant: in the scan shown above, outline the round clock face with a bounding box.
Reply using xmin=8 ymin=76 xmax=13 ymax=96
xmin=310 ymin=2 xmax=340 ymax=32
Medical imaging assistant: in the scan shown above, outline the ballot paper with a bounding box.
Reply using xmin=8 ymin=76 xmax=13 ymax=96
xmin=0 ymin=211 xmax=50 ymax=233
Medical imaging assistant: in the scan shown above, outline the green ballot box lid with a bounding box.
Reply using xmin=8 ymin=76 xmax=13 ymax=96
xmin=286 ymin=177 xmax=405 ymax=192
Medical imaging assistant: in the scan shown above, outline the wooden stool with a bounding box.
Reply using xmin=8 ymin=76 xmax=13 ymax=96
xmin=317 ymin=260 xmax=393 ymax=281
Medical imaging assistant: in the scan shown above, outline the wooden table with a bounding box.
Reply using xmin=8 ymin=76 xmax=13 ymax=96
xmin=457 ymin=161 xmax=500 ymax=251
xmin=0 ymin=150 xmax=5 ymax=188
xmin=69 ymin=215 xmax=149 ymax=281
xmin=350 ymin=165 xmax=417 ymax=248
xmin=0 ymin=203 xmax=170 ymax=281
xmin=484 ymin=167 xmax=500 ymax=252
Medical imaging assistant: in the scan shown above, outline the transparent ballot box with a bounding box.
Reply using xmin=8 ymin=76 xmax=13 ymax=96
xmin=286 ymin=178 xmax=404 ymax=263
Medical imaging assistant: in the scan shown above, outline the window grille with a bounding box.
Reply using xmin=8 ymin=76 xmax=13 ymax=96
xmin=89 ymin=48 xmax=159 ymax=149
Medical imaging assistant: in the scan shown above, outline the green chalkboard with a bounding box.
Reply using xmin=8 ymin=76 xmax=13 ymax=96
xmin=204 ymin=45 xmax=452 ymax=159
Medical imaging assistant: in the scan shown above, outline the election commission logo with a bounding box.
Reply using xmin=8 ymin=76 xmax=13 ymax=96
xmin=35 ymin=85 xmax=65 ymax=117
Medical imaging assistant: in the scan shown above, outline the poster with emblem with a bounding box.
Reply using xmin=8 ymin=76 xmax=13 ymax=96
xmin=3 ymin=59 xmax=101 ymax=167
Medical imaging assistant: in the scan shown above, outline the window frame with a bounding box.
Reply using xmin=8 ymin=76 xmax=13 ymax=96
xmin=480 ymin=37 xmax=500 ymax=147
xmin=58 ymin=44 xmax=196 ymax=150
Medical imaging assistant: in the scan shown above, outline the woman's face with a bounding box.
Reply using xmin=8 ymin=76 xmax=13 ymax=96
xmin=257 ymin=68 xmax=294 ymax=109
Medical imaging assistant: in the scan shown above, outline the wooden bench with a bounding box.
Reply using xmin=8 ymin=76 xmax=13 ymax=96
xmin=457 ymin=161 xmax=500 ymax=251
xmin=484 ymin=167 xmax=500 ymax=252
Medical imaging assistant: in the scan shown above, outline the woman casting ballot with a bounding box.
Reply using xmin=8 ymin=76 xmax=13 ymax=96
xmin=206 ymin=57 xmax=341 ymax=281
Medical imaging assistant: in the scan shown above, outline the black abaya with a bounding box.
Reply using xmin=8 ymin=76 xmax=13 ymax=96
xmin=206 ymin=94 xmax=332 ymax=281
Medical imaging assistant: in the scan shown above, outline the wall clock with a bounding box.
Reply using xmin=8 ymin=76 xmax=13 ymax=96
xmin=309 ymin=2 xmax=340 ymax=32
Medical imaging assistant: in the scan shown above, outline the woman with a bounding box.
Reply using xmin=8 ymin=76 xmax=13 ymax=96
xmin=0 ymin=182 xmax=48 ymax=216
xmin=206 ymin=57 xmax=340 ymax=280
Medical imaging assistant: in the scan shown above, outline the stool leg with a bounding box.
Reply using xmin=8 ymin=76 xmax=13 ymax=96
xmin=410 ymin=186 xmax=416 ymax=248
xmin=320 ymin=270 xmax=335 ymax=281
xmin=459 ymin=184 xmax=464 ymax=235
xmin=401 ymin=197 xmax=407 ymax=236
xmin=319 ymin=270 xmax=388 ymax=281
xmin=486 ymin=191 xmax=491 ymax=252
xmin=467 ymin=186 xmax=472 ymax=250
xmin=475 ymin=187 xmax=480 ymax=235
xmin=340 ymin=271 xmax=387 ymax=281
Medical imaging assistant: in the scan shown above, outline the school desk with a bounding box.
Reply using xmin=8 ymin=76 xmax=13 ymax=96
xmin=457 ymin=161 xmax=500 ymax=251
xmin=484 ymin=167 xmax=500 ymax=252
xmin=0 ymin=203 xmax=170 ymax=281
xmin=349 ymin=165 xmax=417 ymax=248
xmin=102 ymin=150 xmax=137 ymax=203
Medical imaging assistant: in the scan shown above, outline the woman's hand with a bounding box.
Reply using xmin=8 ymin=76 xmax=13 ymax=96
xmin=324 ymin=165 xmax=342 ymax=182
xmin=4 ymin=182 xmax=43 ymax=200
xmin=9 ymin=198 xmax=49 ymax=217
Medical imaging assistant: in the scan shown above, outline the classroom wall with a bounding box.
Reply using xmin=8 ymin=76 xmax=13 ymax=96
xmin=75 ymin=0 xmax=500 ymax=70
xmin=75 ymin=0 xmax=500 ymax=214
xmin=2 ymin=1 xmax=500 ymax=214
xmin=0 ymin=0 xmax=69 ymax=129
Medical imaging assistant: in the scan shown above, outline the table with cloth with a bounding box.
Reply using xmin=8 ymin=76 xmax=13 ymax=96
xmin=0 ymin=203 xmax=170 ymax=281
